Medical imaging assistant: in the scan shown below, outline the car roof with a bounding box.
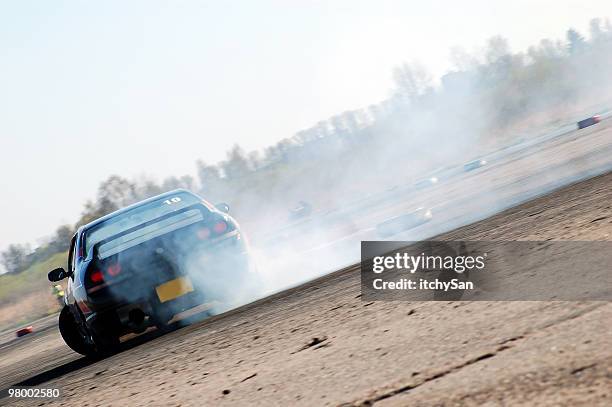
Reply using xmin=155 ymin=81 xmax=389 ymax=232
xmin=78 ymin=189 xmax=200 ymax=234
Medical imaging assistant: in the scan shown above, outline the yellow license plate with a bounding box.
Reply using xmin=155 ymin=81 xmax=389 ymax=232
xmin=156 ymin=276 xmax=194 ymax=303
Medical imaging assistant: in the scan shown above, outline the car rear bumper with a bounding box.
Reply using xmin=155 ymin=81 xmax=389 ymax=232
xmin=85 ymin=287 xmax=209 ymax=337
xmin=83 ymin=235 xmax=253 ymax=334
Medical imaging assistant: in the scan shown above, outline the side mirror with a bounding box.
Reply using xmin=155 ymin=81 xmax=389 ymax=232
xmin=48 ymin=267 xmax=68 ymax=282
xmin=216 ymin=203 xmax=230 ymax=213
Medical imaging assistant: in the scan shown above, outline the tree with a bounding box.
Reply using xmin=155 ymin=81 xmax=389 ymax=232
xmin=341 ymin=111 xmax=360 ymax=134
xmin=313 ymin=120 xmax=330 ymax=139
xmin=485 ymin=36 xmax=511 ymax=65
xmin=566 ymin=28 xmax=586 ymax=55
xmin=196 ymin=160 xmax=222 ymax=195
xmin=247 ymin=151 xmax=262 ymax=171
xmin=1 ymin=244 xmax=31 ymax=274
xmin=133 ymin=178 xmax=164 ymax=200
xmin=179 ymin=175 xmax=195 ymax=191
xmin=52 ymin=225 xmax=74 ymax=252
xmin=527 ymin=39 xmax=564 ymax=62
xmin=449 ymin=46 xmax=478 ymax=72
xmin=329 ymin=115 xmax=346 ymax=137
xmin=74 ymin=175 xmax=139 ymax=226
xmin=78 ymin=196 xmax=118 ymax=226
xmin=161 ymin=176 xmax=183 ymax=191
xmin=221 ymin=145 xmax=251 ymax=180
xmin=392 ymin=62 xmax=432 ymax=102
xmin=589 ymin=18 xmax=603 ymax=42
xmin=295 ymin=129 xmax=316 ymax=144
xmin=97 ymin=175 xmax=137 ymax=208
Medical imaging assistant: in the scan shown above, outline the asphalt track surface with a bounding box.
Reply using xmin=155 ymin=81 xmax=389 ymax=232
xmin=1 ymin=119 xmax=611 ymax=406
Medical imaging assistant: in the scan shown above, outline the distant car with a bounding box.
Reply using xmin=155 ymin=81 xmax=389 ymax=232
xmin=48 ymin=190 xmax=256 ymax=356
xmin=414 ymin=176 xmax=439 ymax=189
xmin=16 ymin=326 xmax=33 ymax=337
xmin=376 ymin=208 xmax=433 ymax=237
xmin=463 ymin=159 xmax=487 ymax=172
xmin=577 ymin=115 xmax=601 ymax=129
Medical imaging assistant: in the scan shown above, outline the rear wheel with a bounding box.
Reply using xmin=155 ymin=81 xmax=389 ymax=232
xmin=59 ymin=306 xmax=120 ymax=357
xmin=90 ymin=332 xmax=120 ymax=356
xmin=58 ymin=306 xmax=95 ymax=356
xmin=89 ymin=315 xmax=121 ymax=356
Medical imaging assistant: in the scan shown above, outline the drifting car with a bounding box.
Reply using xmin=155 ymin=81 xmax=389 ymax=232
xmin=48 ymin=189 xmax=256 ymax=356
xmin=376 ymin=208 xmax=433 ymax=237
xmin=577 ymin=115 xmax=601 ymax=129
xmin=463 ymin=159 xmax=487 ymax=172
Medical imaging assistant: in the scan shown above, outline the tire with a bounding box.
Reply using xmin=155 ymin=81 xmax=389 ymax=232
xmin=90 ymin=331 xmax=120 ymax=356
xmin=59 ymin=306 xmax=119 ymax=357
xmin=58 ymin=306 xmax=95 ymax=357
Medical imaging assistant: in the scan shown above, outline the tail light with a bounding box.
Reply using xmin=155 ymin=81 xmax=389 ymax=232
xmin=213 ymin=220 xmax=228 ymax=234
xmin=90 ymin=270 xmax=104 ymax=284
xmin=88 ymin=262 xmax=121 ymax=287
xmin=107 ymin=263 xmax=121 ymax=277
xmin=196 ymin=219 xmax=230 ymax=240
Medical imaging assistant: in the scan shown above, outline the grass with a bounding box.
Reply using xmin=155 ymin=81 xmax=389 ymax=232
xmin=0 ymin=252 xmax=67 ymax=331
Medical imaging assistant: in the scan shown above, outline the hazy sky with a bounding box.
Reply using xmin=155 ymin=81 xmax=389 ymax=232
xmin=1 ymin=0 xmax=611 ymax=253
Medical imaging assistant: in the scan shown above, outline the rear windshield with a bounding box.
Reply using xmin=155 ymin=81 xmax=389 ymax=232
xmin=84 ymin=192 xmax=207 ymax=256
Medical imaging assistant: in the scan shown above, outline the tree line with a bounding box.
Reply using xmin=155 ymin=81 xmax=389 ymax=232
xmin=2 ymin=18 xmax=611 ymax=274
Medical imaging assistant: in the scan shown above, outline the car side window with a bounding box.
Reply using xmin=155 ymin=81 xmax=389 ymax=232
xmin=68 ymin=235 xmax=77 ymax=275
